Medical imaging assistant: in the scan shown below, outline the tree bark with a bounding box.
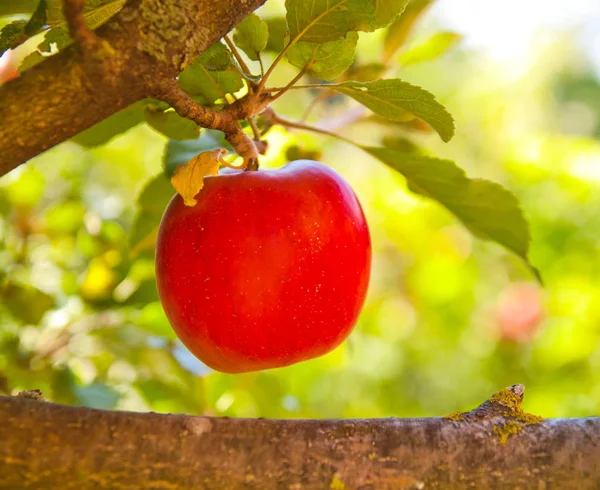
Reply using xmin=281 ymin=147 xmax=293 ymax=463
xmin=1 ymin=386 xmax=599 ymax=489
xmin=0 ymin=0 xmax=266 ymax=178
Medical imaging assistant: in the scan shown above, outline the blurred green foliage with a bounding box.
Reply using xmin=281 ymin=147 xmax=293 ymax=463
xmin=1 ymin=1 xmax=600 ymax=419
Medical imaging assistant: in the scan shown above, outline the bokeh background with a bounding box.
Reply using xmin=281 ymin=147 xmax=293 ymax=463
xmin=1 ymin=0 xmax=599 ymax=418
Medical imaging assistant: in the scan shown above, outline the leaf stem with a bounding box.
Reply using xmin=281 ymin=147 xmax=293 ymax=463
xmin=263 ymin=83 xmax=330 ymax=93
xmin=301 ymin=89 xmax=330 ymax=121
xmin=257 ymin=53 xmax=265 ymax=77
xmin=248 ymin=117 xmax=261 ymax=140
xmin=224 ymin=35 xmax=255 ymax=90
xmin=262 ymin=108 xmax=359 ymax=149
xmin=269 ymin=50 xmax=317 ymax=103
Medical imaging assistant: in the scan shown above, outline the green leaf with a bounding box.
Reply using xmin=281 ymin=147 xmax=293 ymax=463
xmin=18 ymin=52 xmax=45 ymax=73
xmin=265 ymin=17 xmax=287 ymax=53
xmin=37 ymin=25 xmax=71 ymax=51
xmin=72 ymin=100 xmax=148 ymax=147
xmin=178 ymin=43 xmax=242 ymax=102
xmin=3 ymin=167 xmax=45 ymax=206
xmin=145 ymin=108 xmax=201 ymax=141
xmin=0 ymin=20 xmax=27 ymax=57
xmin=0 ymin=0 xmax=47 ymax=56
xmin=0 ymin=0 xmax=39 ymax=16
xmin=18 ymin=0 xmax=126 ymax=69
xmin=195 ymin=42 xmax=232 ymax=70
xmin=136 ymin=302 xmax=177 ymax=340
xmin=367 ymin=114 xmax=435 ymax=132
xmin=120 ymin=279 xmax=160 ymax=305
xmin=287 ymin=31 xmax=358 ymax=81
xmin=45 ymin=201 xmax=86 ymax=234
xmin=24 ymin=0 xmax=47 ymax=35
xmin=129 ymin=174 xmax=175 ymax=257
xmin=383 ymin=0 xmax=434 ymax=62
xmin=399 ymin=31 xmax=462 ymax=66
xmin=382 ymin=135 xmax=421 ymax=153
xmin=178 ymin=66 xmax=244 ymax=104
xmin=164 ymin=130 xmax=232 ymax=178
xmin=327 ymin=79 xmax=455 ymax=142
xmin=1 ymin=283 xmax=55 ymax=325
xmin=343 ymin=62 xmax=386 ymax=82
xmin=19 ymin=27 xmax=71 ymax=72
xmin=286 ymin=0 xmax=408 ymax=43
xmin=363 ymin=146 xmax=538 ymax=275
xmin=233 ymin=13 xmax=268 ymax=61
xmin=46 ymin=0 xmax=126 ymax=28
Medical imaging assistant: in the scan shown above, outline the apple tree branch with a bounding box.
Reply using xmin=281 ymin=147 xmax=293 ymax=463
xmin=1 ymin=385 xmax=599 ymax=489
xmin=0 ymin=0 xmax=266 ymax=178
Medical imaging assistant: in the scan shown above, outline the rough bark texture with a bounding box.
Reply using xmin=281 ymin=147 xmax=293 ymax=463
xmin=0 ymin=0 xmax=266 ymax=177
xmin=1 ymin=386 xmax=599 ymax=489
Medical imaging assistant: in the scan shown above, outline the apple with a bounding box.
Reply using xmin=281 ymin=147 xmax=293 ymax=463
xmin=496 ymin=282 xmax=543 ymax=342
xmin=156 ymin=160 xmax=371 ymax=373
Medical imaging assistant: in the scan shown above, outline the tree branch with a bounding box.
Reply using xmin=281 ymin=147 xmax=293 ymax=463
xmin=155 ymin=80 xmax=260 ymax=168
xmin=0 ymin=0 xmax=266 ymax=178
xmin=1 ymin=385 xmax=599 ymax=489
xmin=62 ymin=0 xmax=98 ymax=52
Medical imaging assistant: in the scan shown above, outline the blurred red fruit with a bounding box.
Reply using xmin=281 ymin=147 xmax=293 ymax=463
xmin=496 ymin=282 xmax=544 ymax=342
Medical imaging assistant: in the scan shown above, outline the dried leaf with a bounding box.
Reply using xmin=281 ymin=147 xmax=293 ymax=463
xmin=170 ymin=149 xmax=226 ymax=206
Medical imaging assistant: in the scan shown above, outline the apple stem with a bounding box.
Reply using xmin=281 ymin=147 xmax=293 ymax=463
xmin=219 ymin=156 xmax=246 ymax=170
xmin=245 ymin=157 xmax=259 ymax=171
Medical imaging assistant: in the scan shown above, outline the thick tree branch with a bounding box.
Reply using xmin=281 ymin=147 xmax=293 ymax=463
xmin=1 ymin=385 xmax=599 ymax=489
xmin=0 ymin=0 xmax=266 ymax=178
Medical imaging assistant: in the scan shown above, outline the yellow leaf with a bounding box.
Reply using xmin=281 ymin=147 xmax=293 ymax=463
xmin=170 ymin=149 xmax=226 ymax=206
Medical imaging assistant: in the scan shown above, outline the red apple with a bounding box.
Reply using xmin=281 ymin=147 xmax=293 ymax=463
xmin=496 ymin=282 xmax=544 ymax=342
xmin=156 ymin=160 xmax=371 ymax=373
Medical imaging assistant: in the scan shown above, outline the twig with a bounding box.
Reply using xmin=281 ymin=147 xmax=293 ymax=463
xmin=247 ymin=117 xmax=269 ymax=155
xmin=62 ymin=0 xmax=118 ymax=83
xmin=301 ymin=90 xmax=330 ymax=121
xmin=248 ymin=117 xmax=261 ymax=140
xmin=255 ymin=1 xmax=348 ymax=94
xmin=269 ymin=50 xmax=317 ymax=103
xmin=262 ymin=107 xmax=357 ymax=148
xmin=224 ymin=35 xmax=254 ymax=85
xmin=257 ymin=53 xmax=265 ymax=77
xmin=62 ymin=0 xmax=97 ymax=53
xmin=262 ymin=83 xmax=325 ymax=93
xmin=158 ymin=80 xmax=259 ymax=169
